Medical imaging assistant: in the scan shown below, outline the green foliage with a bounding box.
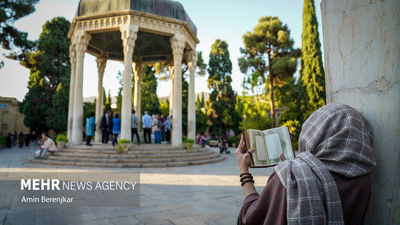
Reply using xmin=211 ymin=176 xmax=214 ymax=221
xmin=237 ymin=95 xmax=273 ymax=131
xmin=104 ymin=89 xmax=112 ymax=113
xmin=183 ymin=139 xmax=195 ymax=144
xmin=141 ymin=65 xmax=160 ymax=115
xmin=116 ymin=71 xmax=123 ymax=114
xmin=182 ymin=75 xmax=188 ymax=133
xmin=0 ymin=0 xmax=39 ymax=65
xmin=195 ymin=93 xmax=208 ymax=134
xmin=159 ymin=98 xmax=169 ymax=117
xmin=0 ymin=136 xmax=6 ymax=147
xmin=117 ymin=139 xmax=131 ymax=153
xmin=46 ymin=80 xmax=69 ymax=132
xmin=299 ymin=0 xmax=326 ymax=120
xmin=238 ymin=16 xmax=299 ymax=126
xmin=55 ymin=134 xmax=68 ymax=143
xmin=206 ymin=39 xmax=241 ymax=136
xmin=227 ymin=136 xmax=239 ymax=147
xmin=19 ymin=17 xmax=71 ymax=133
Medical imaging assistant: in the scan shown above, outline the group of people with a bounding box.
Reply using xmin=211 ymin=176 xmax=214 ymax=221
xmin=142 ymin=111 xmax=172 ymax=144
xmin=3 ymin=131 xmax=38 ymax=148
xmin=84 ymin=110 xmax=173 ymax=146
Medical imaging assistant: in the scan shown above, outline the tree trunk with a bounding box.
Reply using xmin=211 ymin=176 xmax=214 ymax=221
xmin=267 ymin=48 xmax=276 ymax=127
xmin=268 ymin=73 xmax=276 ymax=127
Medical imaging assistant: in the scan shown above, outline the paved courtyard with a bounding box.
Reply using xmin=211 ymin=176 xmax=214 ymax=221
xmin=0 ymin=146 xmax=273 ymax=225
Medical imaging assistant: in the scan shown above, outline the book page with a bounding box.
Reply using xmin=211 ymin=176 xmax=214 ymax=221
xmin=255 ymin=136 xmax=267 ymax=161
xmin=264 ymin=133 xmax=283 ymax=164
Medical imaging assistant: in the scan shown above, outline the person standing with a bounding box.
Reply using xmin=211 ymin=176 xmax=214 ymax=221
xmin=142 ymin=111 xmax=152 ymax=144
xmin=111 ymin=113 xmax=121 ymax=146
xmin=6 ymin=133 xmax=12 ymax=148
xmin=164 ymin=116 xmax=172 ymax=144
xmin=131 ymin=110 xmax=140 ymax=145
xmin=152 ymin=114 xmax=162 ymax=144
xmin=18 ymin=132 xmax=24 ymax=148
xmin=100 ymin=111 xmax=112 ymax=144
xmin=160 ymin=114 xmax=166 ymax=142
xmin=86 ymin=112 xmax=95 ymax=146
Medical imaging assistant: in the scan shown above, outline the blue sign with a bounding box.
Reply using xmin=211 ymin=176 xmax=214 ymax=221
xmin=0 ymin=104 xmax=8 ymax=109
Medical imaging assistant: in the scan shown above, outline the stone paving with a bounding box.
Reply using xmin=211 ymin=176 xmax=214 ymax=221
xmin=0 ymin=145 xmax=274 ymax=225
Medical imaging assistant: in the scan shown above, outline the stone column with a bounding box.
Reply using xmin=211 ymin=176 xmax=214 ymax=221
xmin=120 ymin=24 xmax=138 ymax=140
xmin=187 ymin=51 xmax=197 ymax=141
xmin=71 ymin=32 xmax=91 ymax=145
xmin=67 ymin=44 xmax=76 ymax=142
xmin=95 ymin=56 xmax=107 ymax=142
xmin=133 ymin=62 xmax=143 ymax=129
xmin=321 ymin=0 xmax=400 ymax=223
xmin=170 ymin=35 xmax=185 ymax=147
xmin=168 ymin=64 xmax=174 ymax=116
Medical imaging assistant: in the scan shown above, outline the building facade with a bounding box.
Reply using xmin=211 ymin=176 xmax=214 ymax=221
xmin=0 ymin=97 xmax=30 ymax=136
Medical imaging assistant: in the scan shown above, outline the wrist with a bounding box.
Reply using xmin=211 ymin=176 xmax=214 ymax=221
xmin=240 ymin=168 xmax=249 ymax=174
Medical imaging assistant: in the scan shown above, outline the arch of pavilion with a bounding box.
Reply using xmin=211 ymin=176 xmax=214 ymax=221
xmin=67 ymin=0 xmax=199 ymax=147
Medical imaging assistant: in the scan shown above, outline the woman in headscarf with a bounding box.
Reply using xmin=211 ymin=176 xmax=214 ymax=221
xmin=236 ymin=103 xmax=376 ymax=225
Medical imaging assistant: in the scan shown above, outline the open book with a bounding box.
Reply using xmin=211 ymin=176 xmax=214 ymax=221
xmin=243 ymin=126 xmax=295 ymax=168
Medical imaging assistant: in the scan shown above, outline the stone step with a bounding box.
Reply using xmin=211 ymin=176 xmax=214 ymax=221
xmin=51 ymin=150 xmax=214 ymax=159
xmin=45 ymin=153 xmax=220 ymax=163
xmin=28 ymin=155 xmax=226 ymax=168
xmin=58 ymin=148 xmax=206 ymax=155
xmin=65 ymin=144 xmax=201 ymax=151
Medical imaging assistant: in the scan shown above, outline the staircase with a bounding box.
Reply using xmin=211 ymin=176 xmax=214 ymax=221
xmin=29 ymin=144 xmax=226 ymax=168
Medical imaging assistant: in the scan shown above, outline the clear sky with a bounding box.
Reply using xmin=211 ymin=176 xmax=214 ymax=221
xmin=0 ymin=0 xmax=323 ymax=101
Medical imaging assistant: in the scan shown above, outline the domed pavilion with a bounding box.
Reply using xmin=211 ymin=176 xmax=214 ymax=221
xmin=67 ymin=0 xmax=199 ymax=146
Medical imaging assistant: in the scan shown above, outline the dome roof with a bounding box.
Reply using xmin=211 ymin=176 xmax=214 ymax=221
xmin=76 ymin=0 xmax=197 ymax=34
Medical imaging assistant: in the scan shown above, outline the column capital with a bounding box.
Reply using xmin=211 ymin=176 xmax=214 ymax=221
xmin=120 ymin=24 xmax=139 ymax=57
xmin=73 ymin=32 xmax=91 ymax=55
xmin=96 ymin=56 xmax=107 ymax=79
xmin=186 ymin=50 xmax=198 ymax=70
xmin=170 ymin=34 xmax=186 ymax=59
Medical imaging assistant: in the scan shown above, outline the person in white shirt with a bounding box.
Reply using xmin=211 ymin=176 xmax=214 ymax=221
xmin=36 ymin=133 xmax=57 ymax=159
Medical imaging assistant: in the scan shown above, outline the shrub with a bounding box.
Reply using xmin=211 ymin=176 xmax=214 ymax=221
xmin=183 ymin=139 xmax=195 ymax=144
xmin=56 ymin=134 xmax=68 ymax=143
xmin=117 ymin=139 xmax=130 ymax=153
xmin=227 ymin=136 xmax=239 ymax=147
xmin=0 ymin=136 xmax=6 ymax=147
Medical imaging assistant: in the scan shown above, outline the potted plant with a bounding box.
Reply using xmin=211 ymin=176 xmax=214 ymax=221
xmin=118 ymin=139 xmax=131 ymax=153
xmin=183 ymin=139 xmax=195 ymax=150
xmin=0 ymin=136 xmax=6 ymax=149
xmin=56 ymin=134 xmax=68 ymax=150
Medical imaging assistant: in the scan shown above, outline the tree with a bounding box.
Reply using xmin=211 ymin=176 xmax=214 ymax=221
xmin=239 ymin=16 xmax=299 ymax=126
xmin=104 ymin=89 xmax=112 ymax=113
xmin=141 ymin=65 xmax=160 ymax=115
xmin=116 ymin=71 xmax=123 ymax=114
xmin=195 ymin=93 xmax=208 ymax=134
xmin=19 ymin=17 xmax=71 ymax=133
xmin=299 ymin=0 xmax=326 ymax=120
xmin=0 ymin=0 xmax=39 ymax=68
xmin=206 ymin=39 xmax=240 ymax=136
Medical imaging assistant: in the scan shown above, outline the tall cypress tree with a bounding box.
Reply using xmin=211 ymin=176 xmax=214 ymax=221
xmin=141 ymin=65 xmax=160 ymax=115
xmin=300 ymin=0 xmax=326 ymax=120
xmin=207 ymin=39 xmax=240 ymax=136
xmin=19 ymin=17 xmax=71 ymax=133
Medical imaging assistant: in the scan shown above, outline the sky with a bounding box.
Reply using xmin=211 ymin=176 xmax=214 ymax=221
xmin=0 ymin=0 xmax=323 ymax=101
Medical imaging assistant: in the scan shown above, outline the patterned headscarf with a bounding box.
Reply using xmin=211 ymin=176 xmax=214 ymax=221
xmin=274 ymin=103 xmax=376 ymax=225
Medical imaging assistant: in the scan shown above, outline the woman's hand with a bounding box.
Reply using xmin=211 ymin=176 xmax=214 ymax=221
xmin=236 ymin=135 xmax=255 ymax=174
